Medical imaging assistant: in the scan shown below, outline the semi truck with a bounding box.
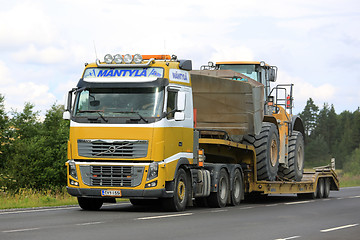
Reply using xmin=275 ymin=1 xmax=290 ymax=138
xmin=63 ymin=54 xmax=339 ymax=211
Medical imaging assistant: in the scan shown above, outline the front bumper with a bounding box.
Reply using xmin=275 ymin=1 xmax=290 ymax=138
xmin=67 ymin=187 xmax=173 ymax=198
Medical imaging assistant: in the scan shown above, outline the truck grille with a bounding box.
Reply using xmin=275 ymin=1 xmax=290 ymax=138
xmin=79 ymin=165 xmax=144 ymax=187
xmin=78 ymin=139 xmax=148 ymax=158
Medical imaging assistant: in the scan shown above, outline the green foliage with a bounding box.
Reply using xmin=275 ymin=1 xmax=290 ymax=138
xmin=0 ymin=101 xmax=69 ymax=190
xmin=343 ymin=145 xmax=360 ymax=176
xmin=301 ymin=98 xmax=360 ymax=171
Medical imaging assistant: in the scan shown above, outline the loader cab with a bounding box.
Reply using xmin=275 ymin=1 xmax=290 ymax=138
xmin=215 ymin=61 xmax=277 ymax=99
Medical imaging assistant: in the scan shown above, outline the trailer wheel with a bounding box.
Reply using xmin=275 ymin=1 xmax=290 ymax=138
xmin=316 ymin=178 xmax=325 ymax=198
xmin=77 ymin=197 xmax=103 ymax=211
xmin=278 ymin=131 xmax=304 ymax=181
xmin=162 ymin=168 xmax=188 ymax=212
xmin=207 ymin=168 xmax=229 ymax=208
xmin=230 ymin=169 xmax=243 ymax=206
xmin=323 ymin=178 xmax=331 ymax=198
xmin=243 ymin=122 xmax=279 ymax=181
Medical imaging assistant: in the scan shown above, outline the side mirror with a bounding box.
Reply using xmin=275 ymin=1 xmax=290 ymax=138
xmin=269 ymin=68 xmax=277 ymax=82
xmin=177 ymin=92 xmax=186 ymax=111
xmin=63 ymin=111 xmax=71 ymax=120
xmin=174 ymin=112 xmax=185 ymax=121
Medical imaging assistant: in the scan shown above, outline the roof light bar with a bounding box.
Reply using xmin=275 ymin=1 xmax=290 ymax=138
xmin=113 ymin=54 xmax=123 ymax=64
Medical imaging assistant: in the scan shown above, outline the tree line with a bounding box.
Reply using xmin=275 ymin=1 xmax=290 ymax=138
xmin=0 ymin=94 xmax=359 ymax=191
xmin=0 ymin=94 xmax=69 ymax=191
xmin=299 ymin=98 xmax=360 ymax=175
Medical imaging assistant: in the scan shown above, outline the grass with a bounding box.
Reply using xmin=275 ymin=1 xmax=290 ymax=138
xmin=0 ymin=188 xmax=78 ymax=210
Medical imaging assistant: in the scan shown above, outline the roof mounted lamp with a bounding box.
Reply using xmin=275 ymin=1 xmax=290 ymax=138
xmin=133 ymin=54 xmax=143 ymax=64
xmin=123 ymin=54 xmax=133 ymax=64
xmin=104 ymin=54 xmax=113 ymax=64
xmin=113 ymin=54 xmax=123 ymax=64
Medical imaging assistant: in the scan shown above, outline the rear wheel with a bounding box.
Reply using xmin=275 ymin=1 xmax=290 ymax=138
xmin=323 ymin=178 xmax=331 ymax=198
xmin=243 ymin=123 xmax=279 ymax=181
xmin=77 ymin=197 xmax=103 ymax=211
xmin=316 ymin=178 xmax=325 ymax=198
xmin=278 ymin=131 xmax=304 ymax=181
xmin=207 ymin=168 xmax=229 ymax=208
xmin=230 ymin=169 xmax=242 ymax=206
xmin=162 ymin=168 xmax=188 ymax=212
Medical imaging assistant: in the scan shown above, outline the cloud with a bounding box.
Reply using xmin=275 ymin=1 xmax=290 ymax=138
xmin=12 ymin=45 xmax=68 ymax=64
xmin=276 ymin=71 xmax=336 ymax=112
xmin=0 ymin=2 xmax=56 ymax=47
xmin=0 ymin=61 xmax=56 ymax=113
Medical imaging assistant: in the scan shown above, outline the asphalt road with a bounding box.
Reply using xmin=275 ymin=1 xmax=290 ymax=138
xmin=1 ymin=187 xmax=359 ymax=240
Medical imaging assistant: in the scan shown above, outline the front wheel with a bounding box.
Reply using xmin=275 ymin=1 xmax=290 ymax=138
xmin=77 ymin=197 xmax=103 ymax=211
xmin=162 ymin=168 xmax=189 ymax=212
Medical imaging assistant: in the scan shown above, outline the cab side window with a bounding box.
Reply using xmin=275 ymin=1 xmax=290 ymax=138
xmin=167 ymin=91 xmax=177 ymax=119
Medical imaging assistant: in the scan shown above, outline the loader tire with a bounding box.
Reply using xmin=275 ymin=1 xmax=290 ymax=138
xmin=278 ymin=131 xmax=304 ymax=181
xmin=242 ymin=123 xmax=279 ymax=181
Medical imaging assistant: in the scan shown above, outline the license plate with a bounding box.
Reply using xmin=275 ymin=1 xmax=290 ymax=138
xmin=101 ymin=190 xmax=121 ymax=197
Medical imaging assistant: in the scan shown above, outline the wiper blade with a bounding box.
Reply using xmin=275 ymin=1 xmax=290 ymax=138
xmin=113 ymin=111 xmax=148 ymax=123
xmin=78 ymin=110 xmax=108 ymax=123
xmin=96 ymin=112 xmax=108 ymax=123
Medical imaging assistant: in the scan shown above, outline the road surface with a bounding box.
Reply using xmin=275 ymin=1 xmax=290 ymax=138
xmin=1 ymin=187 xmax=359 ymax=240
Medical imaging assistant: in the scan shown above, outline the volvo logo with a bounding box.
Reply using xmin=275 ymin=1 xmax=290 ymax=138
xmin=108 ymin=146 xmax=117 ymax=153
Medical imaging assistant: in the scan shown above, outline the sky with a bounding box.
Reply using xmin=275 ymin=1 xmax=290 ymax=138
xmin=0 ymin=0 xmax=359 ymax=116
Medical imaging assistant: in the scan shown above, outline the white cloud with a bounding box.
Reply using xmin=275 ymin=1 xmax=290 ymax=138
xmin=0 ymin=1 xmax=56 ymax=47
xmin=210 ymin=46 xmax=254 ymax=62
xmin=276 ymin=71 xmax=336 ymax=112
xmin=12 ymin=45 xmax=68 ymax=64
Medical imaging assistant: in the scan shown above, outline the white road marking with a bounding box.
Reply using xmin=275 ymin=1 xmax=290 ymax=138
xmin=320 ymin=223 xmax=359 ymax=232
xmin=266 ymin=204 xmax=279 ymax=207
xmin=322 ymin=199 xmax=331 ymax=201
xmin=347 ymin=195 xmax=360 ymax=199
xmin=0 ymin=206 xmax=79 ymax=215
xmin=137 ymin=212 xmax=193 ymax=220
xmin=76 ymin=221 xmax=104 ymax=226
xmin=275 ymin=235 xmax=301 ymax=240
xmin=211 ymin=209 xmax=228 ymax=213
xmin=239 ymin=206 xmax=254 ymax=210
xmin=0 ymin=203 xmax=130 ymax=215
xmin=3 ymin=227 xmax=40 ymax=233
xmin=285 ymin=200 xmax=314 ymax=205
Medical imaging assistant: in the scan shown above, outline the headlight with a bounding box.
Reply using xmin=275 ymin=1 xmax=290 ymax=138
xmin=68 ymin=160 xmax=78 ymax=179
xmin=147 ymin=162 xmax=158 ymax=180
xmin=104 ymin=54 xmax=113 ymax=64
xmin=133 ymin=54 xmax=142 ymax=64
xmin=114 ymin=54 xmax=123 ymax=64
xmin=123 ymin=54 xmax=133 ymax=64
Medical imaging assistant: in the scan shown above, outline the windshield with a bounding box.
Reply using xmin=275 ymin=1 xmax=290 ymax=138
xmin=73 ymin=87 xmax=164 ymax=124
xmin=218 ymin=64 xmax=258 ymax=81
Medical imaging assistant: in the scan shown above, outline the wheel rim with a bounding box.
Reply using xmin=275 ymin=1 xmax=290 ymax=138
xmin=297 ymin=145 xmax=304 ymax=170
xmin=233 ymin=177 xmax=240 ymax=199
xmin=270 ymin=139 xmax=278 ymax=167
xmin=219 ymin=177 xmax=227 ymax=200
xmin=177 ymin=180 xmax=186 ymax=203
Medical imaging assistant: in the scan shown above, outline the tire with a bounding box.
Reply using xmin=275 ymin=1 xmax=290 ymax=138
xmin=278 ymin=131 xmax=304 ymax=181
xmin=162 ymin=168 xmax=188 ymax=212
xmin=207 ymin=168 xmax=230 ymax=208
xmin=230 ymin=169 xmax=242 ymax=206
xmin=323 ymin=178 xmax=331 ymax=198
xmin=243 ymin=122 xmax=279 ymax=181
xmin=316 ymin=178 xmax=325 ymax=198
xmin=77 ymin=197 xmax=103 ymax=211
